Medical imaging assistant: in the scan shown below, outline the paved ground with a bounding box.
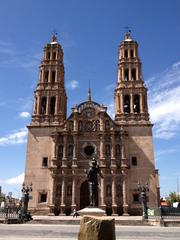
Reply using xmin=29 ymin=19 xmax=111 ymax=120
xmin=1 ymin=224 xmax=180 ymax=240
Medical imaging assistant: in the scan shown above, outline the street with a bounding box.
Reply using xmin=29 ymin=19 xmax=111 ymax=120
xmin=0 ymin=224 xmax=180 ymax=240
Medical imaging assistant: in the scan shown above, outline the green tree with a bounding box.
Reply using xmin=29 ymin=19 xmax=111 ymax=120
xmin=166 ymin=192 xmax=180 ymax=204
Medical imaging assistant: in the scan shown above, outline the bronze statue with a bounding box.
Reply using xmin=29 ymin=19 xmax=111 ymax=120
xmin=86 ymin=158 xmax=103 ymax=207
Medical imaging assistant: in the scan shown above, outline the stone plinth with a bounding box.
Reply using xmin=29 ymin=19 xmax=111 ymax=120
xmin=77 ymin=207 xmax=106 ymax=217
xmin=78 ymin=215 xmax=116 ymax=240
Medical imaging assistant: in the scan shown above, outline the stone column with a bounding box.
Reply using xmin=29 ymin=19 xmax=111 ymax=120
xmin=112 ymin=173 xmax=117 ymax=215
xmin=120 ymin=93 xmax=124 ymax=113
xmin=33 ymin=97 xmax=37 ymax=114
xmin=122 ymin=66 xmax=124 ymax=81
xmin=130 ymin=93 xmax=133 ymax=113
xmin=100 ymin=135 xmax=104 ymax=158
xmin=74 ymin=115 xmax=78 ymax=131
xmin=61 ymin=178 xmax=66 ymax=215
xmin=136 ymin=66 xmax=139 ymax=81
xmin=129 ymin=65 xmax=132 ymax=81
xmin=37 ymin=95 xmax=41 ymax=115
xmin=63 ymin=135 xmax=67 ymax=159
xmin=140 ymin=92 xmax=144 ymax=114
xmin=71 ymin=177 xmax=76 ymax=210
xmin=122 ymin=170 xmax=129 ymax=215
xmin=54 ymin=70 xmax=57 ymax=82
xmin=100 ymin=114 xmax=104 ymax=131
xmin=118 ymin=93 xmax=120 ymax=112
xmin=72 ymin=135 xmax=77 ymax=167
xmin=111 ymin=134 xmax=115 ymax=166
xmin=41 ymin=69 xmax=44 ymax=83
xmin=55 ymin=95 xmax=58 ymax=115
xmin=62 ymin=135 xmax=67 ymax=167
xmin=46 ymin=95 xmax=50 ymax=115
xmin=121 ymin=143 xmax=126 ymax=161
xmin=52 ymin=138 xmax=57 ymax=160
xmin=117 ymin=69 xmax=121 ymax=83
xmin=49 ymin=70 xmax=52 ymax=83
xmin=100 ymin=173 xmax=105 ymax=210
xmin=48 ymin=173 xmax=55 ymax=215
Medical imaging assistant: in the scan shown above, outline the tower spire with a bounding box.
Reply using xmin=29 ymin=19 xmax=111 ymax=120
xmin=114 ymin=33 xmax=149 ymax=123
xmin=87 ymin=81 xmax=92 ymax=101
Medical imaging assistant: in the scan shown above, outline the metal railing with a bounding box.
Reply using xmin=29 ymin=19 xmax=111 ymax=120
xmin=0 ymin=207 xmax=20 ymax=222
xmin=148 ymin=207 xmax=180 ymax=219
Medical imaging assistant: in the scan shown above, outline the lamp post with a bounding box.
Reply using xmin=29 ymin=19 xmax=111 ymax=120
xmin=138 ymin=182 xmax=149 ymax=220
xmin=21 ymin=182 xmax=32 ymax=222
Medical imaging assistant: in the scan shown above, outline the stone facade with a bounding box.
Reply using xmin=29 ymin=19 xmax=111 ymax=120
xmin=24 ymin=32 xmax=160 ymax=215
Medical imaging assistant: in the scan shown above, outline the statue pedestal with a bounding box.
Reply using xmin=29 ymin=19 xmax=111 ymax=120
xmin=77 ymin=206 xmax=106 ymax=217
xmin=78 ymin=215 xmax=116 ymax=240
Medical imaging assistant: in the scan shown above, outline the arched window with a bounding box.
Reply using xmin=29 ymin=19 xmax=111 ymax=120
xmin=105 ymin=144 xmax=111 ymax=157
xmin=41 ymin=97 xmax=47 ymax=114
xmin=56 ymin=184 xmax=62 ymax=197
xmin=134 ymin=94 xmax=140 ymax=113
xmin=68 ymin=145 xmax=73 ymax=157
xmin=52 ymin=51 xmax=56 ymax=60
xmin=67 ymin=185 xmax=72 ymax=196
xmin=124 ymin=69 xmax=129 ymax=81
xmin=116 ymin=184 xmax=122 ymax=198
xmin=78 ymin=120 xmax=83 ymax=131
xmin=50 ymin=96 xmax=56 ymax=115
xmin=58 ymin=145 xmax=63 ymax=159
xmin=124 ymin=49 xmax=128 ymax=58
xmin=69 ymin=121 xmax=74 ymax=131
xmin=46 ymin=52 xmax=50 ymax=60
xmin=124 ymin=95 xmax=130 ymax=113
xmin=105 ymin=120 xmax=110 ymax=131
xmin=95 ymin=120 xmax=100 ymax=131
xmin=130 ymin=49 xmax=134 ymax=58
xmin=132 ymin=68 xmax=136 ymax=80
xmin=52 ymin=71 xmax=56 ymax=83
xmin=115 ymin=144 xmax=121 ymax=157
xmin=106 ymin=184 xmax=112 ymax=197
xmin=44 ymin=71 xmax=49 ymax=82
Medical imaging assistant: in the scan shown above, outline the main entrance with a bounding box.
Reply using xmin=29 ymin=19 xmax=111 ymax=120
xmin=80 ymin=180 xmax=90 ymax=209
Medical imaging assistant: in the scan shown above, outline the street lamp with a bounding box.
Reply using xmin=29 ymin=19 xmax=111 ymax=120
xmin=138 ymin=182 xmax=149 ymax=220
xmin=21 ymin=182 xmax=33 ymax=222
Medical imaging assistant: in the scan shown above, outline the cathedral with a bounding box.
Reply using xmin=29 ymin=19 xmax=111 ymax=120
xmin=24 ymin=32 xmax=160 ymax=215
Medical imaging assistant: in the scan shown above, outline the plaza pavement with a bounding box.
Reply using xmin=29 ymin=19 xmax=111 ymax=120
xmin=1 ymin=223 xmax=180 ymax=240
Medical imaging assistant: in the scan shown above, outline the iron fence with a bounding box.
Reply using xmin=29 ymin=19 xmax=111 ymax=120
xmin=148 ymin=207 xmax=180 ymax=218
xmin=0 ymin=207 xmax=19 ymax=220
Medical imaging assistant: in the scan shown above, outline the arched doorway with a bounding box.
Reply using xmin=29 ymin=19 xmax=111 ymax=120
xmin=80 ymin=180 xmax=90 ymax=209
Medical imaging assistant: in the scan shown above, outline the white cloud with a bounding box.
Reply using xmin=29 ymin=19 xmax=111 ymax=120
xmin=148 ymin=61 xmax=180 ymax=139
xmin=67 ymin=80 xmax=79 ymax=89
xmin=3 ymin=173 xmax=24 ymax=185
xmin=0 ymin=127 xmax=28 ymax=146
xmin=155 ymin=148 xmax=179 ymax=160
xmin=19 ymin=111 xmax=30 ymax=118
xmin=107 ymin=102 xmax=115 ymax=119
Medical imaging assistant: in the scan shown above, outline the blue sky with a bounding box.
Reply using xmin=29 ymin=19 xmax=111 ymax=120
xmin=0 ymin=0 xmax=180 ymax=198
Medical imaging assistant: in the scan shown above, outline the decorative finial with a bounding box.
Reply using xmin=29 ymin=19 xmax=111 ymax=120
xmin=51 ymin=29 xmax=58 ymax=43
xmin=88 ymin=81 xmax=92 ymax=101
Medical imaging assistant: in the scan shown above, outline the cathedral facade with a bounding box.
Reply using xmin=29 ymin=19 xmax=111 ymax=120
xmin=24 ymin=32 xmax=160 ymax=215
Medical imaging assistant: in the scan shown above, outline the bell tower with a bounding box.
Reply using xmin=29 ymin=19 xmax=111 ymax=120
xmin=114 ymin=31 xmax=149 ymax=124
xmin=32 ymin=34 xmax=67 ymax=126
